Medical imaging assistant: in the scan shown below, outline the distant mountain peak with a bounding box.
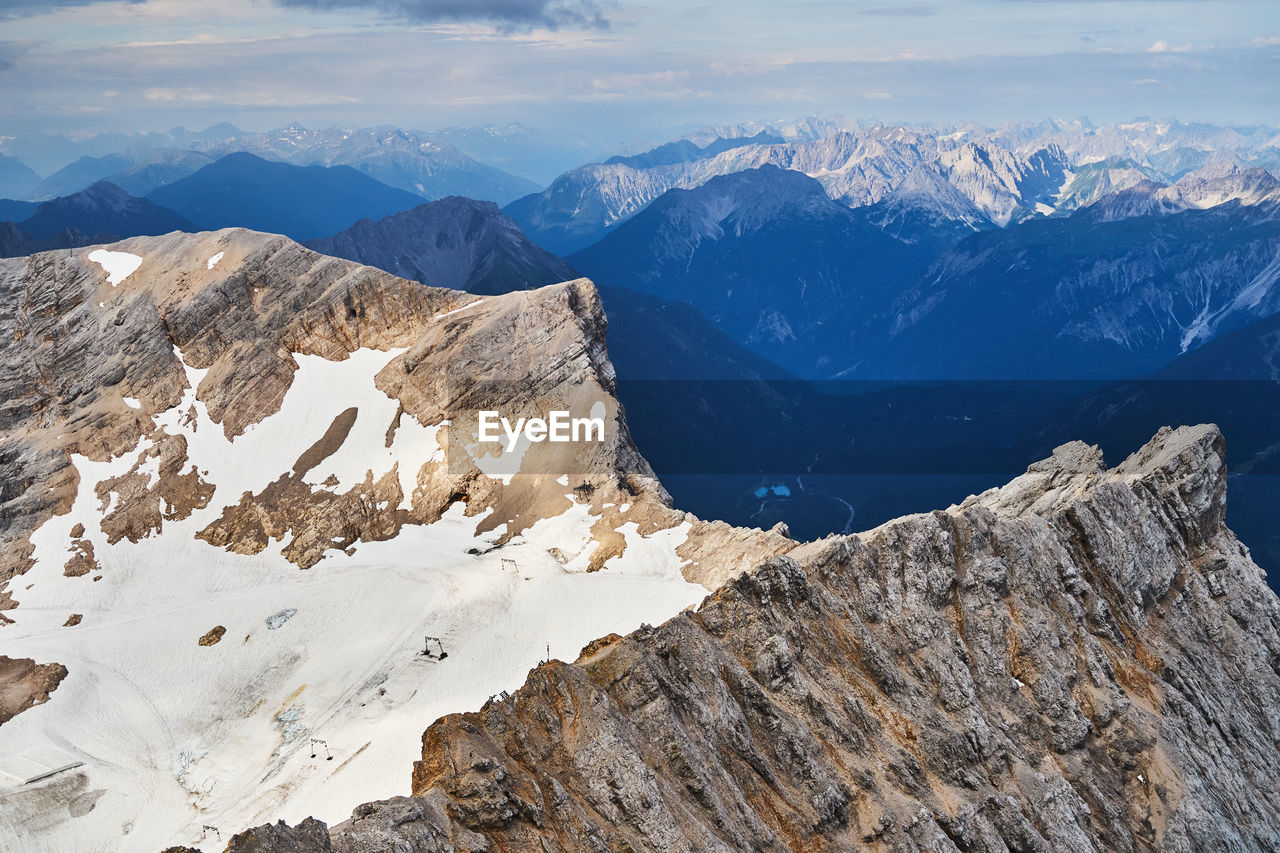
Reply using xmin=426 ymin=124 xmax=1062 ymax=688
xmin=305 ymin=195 xmax=576 ymax=295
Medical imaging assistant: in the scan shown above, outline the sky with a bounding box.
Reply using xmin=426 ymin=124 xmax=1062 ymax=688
xmin=0 ymin=0 xmax=1277 ymax=147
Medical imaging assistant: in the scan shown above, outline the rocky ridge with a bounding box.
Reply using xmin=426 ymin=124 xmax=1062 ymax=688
xmin=223 ymin=424 xmax=1280 ymax=852
xmin=0 ymin=230 xmax=787 ymax=616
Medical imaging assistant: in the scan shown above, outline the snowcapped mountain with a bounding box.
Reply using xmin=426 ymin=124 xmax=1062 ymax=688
xmin=212 ymin=424 xmax=1280 ymax=853
xmin=305 ymin=196 xmax=577 ymax=295
xmin=1162 ymin=163 xmax=1280 ymax=209
xmin=1074 ymin=164 xmax=1280 ymax=223
xmin=935 ymin=141 xmax=1068 ymax=225
xmin=1053 ymin=156 xmax=1166 ymax=211
xmin=509 ymin=127 xmax=1072 ymax=254
xmin=993 ymin=116 xmax=1279 ymax=173
xmin=0 ymin=230 xmax=789 ymax=851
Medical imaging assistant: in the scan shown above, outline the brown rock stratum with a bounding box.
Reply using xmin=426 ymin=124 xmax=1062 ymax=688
xmin=224 ymin=424 xmax=1280 ymax=852
xmin=0 ymin=230 xmax=785 ymax=611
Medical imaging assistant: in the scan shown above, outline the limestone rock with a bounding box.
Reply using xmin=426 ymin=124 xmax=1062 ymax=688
xmin=0 ymin=655 xmax=68 ymax=725
xmin=224 ymin=425 xmax=1280 ymax=852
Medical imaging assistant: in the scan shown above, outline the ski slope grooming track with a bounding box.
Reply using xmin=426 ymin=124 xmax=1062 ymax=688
xmin=0 ymin=343 xmax=706 ymax=853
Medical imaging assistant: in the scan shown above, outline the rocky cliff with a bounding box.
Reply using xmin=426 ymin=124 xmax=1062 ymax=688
xmin=0 ymin=231 xmax=790 ymax=851
xmin=0 ymin=229 xmax=755 ymax=602
xmin=224 ymin=424 xmax=1280 ymax=852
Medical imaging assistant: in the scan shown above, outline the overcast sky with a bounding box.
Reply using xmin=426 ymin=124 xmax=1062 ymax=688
xmin=1 ymin=0 xmax=1276 ymax=144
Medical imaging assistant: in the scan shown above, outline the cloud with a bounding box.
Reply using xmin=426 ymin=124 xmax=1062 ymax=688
xmin=1130 ymin=77 xmax=1161 ymax=85
xmin=275 ymin=0 xmax=611 ymax=30
xmin=0 ymin=0 xmax=141 ymax=17
xmin=1147 ymin=40 xmax=1191 ymax=53
xmin=0 ymin=39 xmax=32 ymax=71
xmin=860 ymin=5 xmax=935 ymax=16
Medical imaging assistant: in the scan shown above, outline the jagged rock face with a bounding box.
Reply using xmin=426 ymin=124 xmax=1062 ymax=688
xmin=228 ymin=425 xmax=1280 ymax=852
xmin=0 ymin=228 xmax=797 ymax=851
xmin=0 ymin=229 xmax=695 ymax=600
xmin=855 ymin=198 xmax=1280 ymax=379
xmin=0 ymin=656 xmax=68 ymax=725
xmin=506 ymin=128 xmax=1070 ymax=254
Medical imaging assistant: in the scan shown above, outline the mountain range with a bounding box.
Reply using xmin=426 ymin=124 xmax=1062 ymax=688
xmin=0 ymin=182 xmax=195 ymax=257
xmin=855 ymin=195 xmax=1280 ymax=379
xmin=13 ymin=124 xmax=541 ymax=206
xmin=146 ymin=153 xmax=426 ymax=241
xmin=4 ymin=117 xmax=1280 ymax=853
xmin=569 ymin=165 xmax=927 ymax=375
xmin=506 ymin=119 xmax=1280 ymax=256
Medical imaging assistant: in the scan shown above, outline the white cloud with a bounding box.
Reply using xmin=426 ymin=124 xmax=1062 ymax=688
xmin=1147 ymin=40 xmax=1191 ymax=53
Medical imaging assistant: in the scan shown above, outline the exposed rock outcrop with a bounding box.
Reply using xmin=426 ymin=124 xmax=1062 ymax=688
xmin=225 ymin=424 xmax=1280 ymax=852
xmin=0 ymin=656 xmax=68 ymax=725
xmin=0 ymin=230 xmax=786 ymax=611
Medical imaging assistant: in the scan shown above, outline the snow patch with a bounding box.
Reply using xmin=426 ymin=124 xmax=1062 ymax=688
xmin=206 ymin=252 xmax=224 ymax=270
xmin=88 ymin=249 xmax=143 ymax=287
xmin=434 ymin=299 xmax=484 ymax=319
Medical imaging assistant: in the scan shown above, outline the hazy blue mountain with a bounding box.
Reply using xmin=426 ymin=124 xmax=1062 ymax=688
xmin=147 ymin=153 xmax=424 ymax=241
xmin=1152 ymin=308 xmax=1280 ymax=380
xmin=0 ymin=124 xmax=240 ymax=179
xmin=854 ymin=199 xmax=1280 ymax=379
xmin=17 ymin=181 xmax=196 ymax=242
xmin=0 ymin=222 xmax=39 ymax=257
xmin=104 ymin=150 xmax=219 ymax=197
xmin=599 ymin=285 xmax=794 ymax=381
xmin=27 ymin=154 xmax=132 ymax=201
xmin=0 ymin=179 xmax=196 ymax=258
xmin=0 ymin=155 xmax=42 ymax=200
xmin=0 ymin=199 xmax=39 ymax=222
xmin=305 ymin=196 xmax=576 ymax=295
xmin=298 ymin=190 xmax=789 ymax=388
xmin=569 ymin=166 xmax=931 ymax=375
xmin=428 ymin=123 xmax=601 ymax=186
xmin=7 ymin=124 xmax=540 ymax=207
xmin=196 ymin=125 xmax=541 ymax=204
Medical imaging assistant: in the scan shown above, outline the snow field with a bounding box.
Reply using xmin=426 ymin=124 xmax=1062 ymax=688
xmin=0 ymin=345 xmax=705 ymax=852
